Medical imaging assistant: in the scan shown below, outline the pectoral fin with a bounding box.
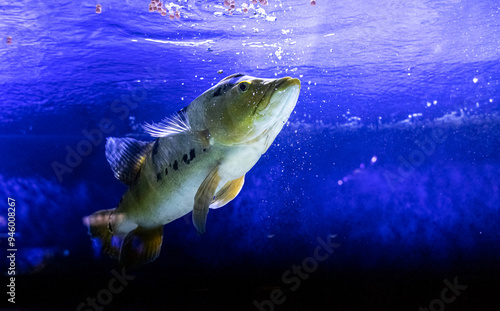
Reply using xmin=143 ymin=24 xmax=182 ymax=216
xmin=210 ymin=175 xmax=245 ymax=209
xmin=119 ymin=226 xmax=163 ymax=268
xmin=193 ymin=166 xmax=221 ymax=235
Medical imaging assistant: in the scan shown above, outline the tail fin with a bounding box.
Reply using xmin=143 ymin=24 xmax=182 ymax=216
xmin=84 ymin=209 xmax=164 ymax=267
xmin=83 ymin=209 xmax=121 ymax=259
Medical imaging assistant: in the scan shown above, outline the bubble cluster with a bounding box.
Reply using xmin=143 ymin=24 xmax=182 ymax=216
xmin=7 ymin=36 xmax=12 ymax=45
xmin=95 ymin=4 xmax=102 ymax=14
xmin=149 ymin=0 xmax=181 ymax=19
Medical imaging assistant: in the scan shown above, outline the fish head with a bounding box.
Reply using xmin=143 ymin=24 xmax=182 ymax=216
xmin=203 ymin=73 xmax=301 ymax=148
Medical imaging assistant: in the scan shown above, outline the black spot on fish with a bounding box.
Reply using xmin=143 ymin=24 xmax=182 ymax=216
xmin=189 ymin=149 xmax=196 ymax=161
xmin=182 ymin=154 xmax=189 ymax=164
xmin=173 ymin=160 xmax=178 ymax=170
xmin=213 ymin=87 xmax=222 ymax=97
xmin=119 ymin=197 xmax=123 ymax=204
xmin=165 ymin=167 xmax=168 ymax=176
xmin=203 ymin=148 xmax=207 ymax=152
xmin=156 ymin=172 xmax=162 ymax=182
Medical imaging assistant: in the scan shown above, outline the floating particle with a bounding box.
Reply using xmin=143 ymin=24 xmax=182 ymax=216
xmin=6 ymin=36 xmax=12 ymax=45
xmin=175 ymin=10 xmax=180 ymax=18
xmin=473 ymin=77 xmax=478 ymax=83
xmin=96 ymin=4 xmax=102 ymax=13
xmin=371 ymin=156 xmax=378 ymax=163
xmin=311 ymin=0 xmax=316 ymax=5
xmin=217 ymin=70 xmax=223 ymax=74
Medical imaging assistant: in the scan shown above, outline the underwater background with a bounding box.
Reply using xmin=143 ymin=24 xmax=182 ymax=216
xmin=1 ymin=0 xmax=499 ymax=310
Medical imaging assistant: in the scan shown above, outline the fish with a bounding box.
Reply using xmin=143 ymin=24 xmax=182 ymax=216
xmin=84 ymin=73 xmax=301 ymax=267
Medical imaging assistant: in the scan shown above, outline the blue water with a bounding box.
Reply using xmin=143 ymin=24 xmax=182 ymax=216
xmin=1 ymin=0 xmax=500 ymax=310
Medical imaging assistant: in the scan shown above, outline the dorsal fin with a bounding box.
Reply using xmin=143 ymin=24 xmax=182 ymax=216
xmin=105 ymin=137 xmax=153 ymax=185
xmin=142 ymin=110 xmax=191 ymax=138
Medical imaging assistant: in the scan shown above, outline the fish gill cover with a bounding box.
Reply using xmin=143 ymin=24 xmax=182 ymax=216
xmin=0 ymin=0 xmax=499 ymax=310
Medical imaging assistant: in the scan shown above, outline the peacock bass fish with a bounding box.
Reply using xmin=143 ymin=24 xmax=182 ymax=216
xmin=84 ymin=73 xmax=301 ymax=267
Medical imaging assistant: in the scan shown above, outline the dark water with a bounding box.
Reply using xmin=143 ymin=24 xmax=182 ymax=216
xmin=1 ymin=0 xmax=499 ymax=310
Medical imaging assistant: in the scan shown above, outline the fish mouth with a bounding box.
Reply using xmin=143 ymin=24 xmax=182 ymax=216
xmin=255 ymin=77 xmax=301 ymax=115
xmin=232 ymin=76 xmax=300 ymax=146
xmin=249 ymin=77 xmax=300 ymax=149
xmin=275 ymin=76 xmax=301 ymax=92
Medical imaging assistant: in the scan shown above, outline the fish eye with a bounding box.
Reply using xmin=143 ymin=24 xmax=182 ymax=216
xmin=238 ymin=81 xmax=250 ymax=92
